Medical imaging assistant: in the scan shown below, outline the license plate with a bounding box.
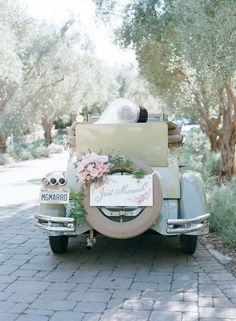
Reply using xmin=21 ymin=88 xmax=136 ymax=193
xmin=40 ymin=189 xmax=69 ymax=204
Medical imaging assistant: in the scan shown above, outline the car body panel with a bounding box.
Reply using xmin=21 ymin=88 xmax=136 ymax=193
xmin=178 ymin=170 xmax=208 ymax=235
xmin=153 ymin=149 xmax=180 ymax=199
xmin=35 ymin=118 xmax=209 ymax=241
xmin=76 ymin=123 xmax=168 ymax=167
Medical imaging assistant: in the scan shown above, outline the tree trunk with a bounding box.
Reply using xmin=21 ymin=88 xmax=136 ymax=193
xmin=195 ymin=88 xmax=236 ymax=178
xmin=219 ymin=138 xmax=235 ymax=178
xmin=0 ymin=131 xmax=8 ymax=153
xmin=41 ymin=115 xmax=53 ymax=146
xmin=209 ymin=135 xmax=220 ymax=152
xmin=177 ymin=67 xmax=236 ymax=178
xmin=200 ymin=122 xmax=220 ymax=152
xmin=219 ymin=82 xmax=236 ymax=178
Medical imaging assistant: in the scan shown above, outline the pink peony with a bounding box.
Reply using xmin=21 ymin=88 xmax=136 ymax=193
xmin=98 ymin=155 xmax=108 ymax=163
xmin=77 ymin=162 xmax=85 ymax=173
xmin=90 ymin=168 xmax=98 ymax=177
xmin=77 ymin=152 xmax=110 ymax=182
xmin=78 ymin=171 xmax=88 ymax=182
xmin=87 ymin=164 xmax=95 ymax=171
xmin=84 ymin=152 xmax=98 ymax=163
xmin=95 ymin=160 xmax=102 ymax=167
xmin=100 ymin=164 xmax=108 ymax=172
xmin=97 ymin=169 xmax=104 ymax=177
xmin=81 ymin=158 xmax=90 ymax=167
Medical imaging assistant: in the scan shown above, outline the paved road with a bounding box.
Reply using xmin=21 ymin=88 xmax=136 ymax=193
xmin=0 ymin=153 xmax=236 ymax=321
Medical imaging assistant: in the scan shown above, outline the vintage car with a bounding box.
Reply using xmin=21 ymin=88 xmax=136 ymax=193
xmin=34 ymin=114 xmax=210 ymax=255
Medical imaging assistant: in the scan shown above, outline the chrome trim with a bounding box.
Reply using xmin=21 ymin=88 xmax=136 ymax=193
xmin=58 ymin=177 xmax=66 ymax=185
xmin=99 ymin=208 xmax=142 ymax=217
xmin=35 ymin=214 xmax=74 ymax=223
xmin=50 ymin=177 xmax=58 ymax=185
xmin=42 ymin=177 xmax=49 ymax=186
xmin=34 ymin=215 xmax=75 ymax=233
xmin=166 ymin=213 xmax=210 ymax=234
xmin=167 ymin=213 xmax=210 ymax=225
xmin=35 ymin=223 xmax=75 ymax=232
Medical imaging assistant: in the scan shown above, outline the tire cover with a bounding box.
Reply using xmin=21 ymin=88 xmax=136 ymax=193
xmin=83 ymin=157 xmax=163 ymax=239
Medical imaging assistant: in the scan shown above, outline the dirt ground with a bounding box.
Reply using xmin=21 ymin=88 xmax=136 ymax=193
xmin=200 ymin=233 xmax=236 ymax=277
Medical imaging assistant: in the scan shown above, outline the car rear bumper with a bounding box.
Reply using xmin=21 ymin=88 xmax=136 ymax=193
xmin=34 ymin=214 xmax=75 ymax=233
xmin=34 ymin=212 xmax=210 ymax=236
xmin=166 ymin=213 xmax=210 ymax=235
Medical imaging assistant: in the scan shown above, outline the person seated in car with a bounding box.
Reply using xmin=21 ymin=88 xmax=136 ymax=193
xmin=68 ymin=98 xmax=148 ymax=148
xmin=95 ymin=98 xmax=148 ymax=124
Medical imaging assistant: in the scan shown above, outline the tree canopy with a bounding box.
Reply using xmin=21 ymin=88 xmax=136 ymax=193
xmin=0 ymin=0 xmax=160 ymax=149
xmin=96 ymin=0 xmax=236 ymax=177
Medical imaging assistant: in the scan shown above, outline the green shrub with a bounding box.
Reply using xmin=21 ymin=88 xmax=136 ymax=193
xmin=1 ymin=131 xmax=64 ymax=164
xmin=181 ymin=128 xmax=209 ymax=156
xmin=30 ymin=145 xmax=49 ymax=158
xmin=7 ymin=139 xmax=49 ymax=161
xmin=52 ymin=131 xmax=66 ymax=146
xmin=180 ymin=127 xmax=220 ymax=180
xmin=17 ymin=149 xmax=32 ymax=161
xmin=202 ymin=151 xmax=221 ymax=178
xmin=54 ymin=118 xmax=71 ymax=129
xmin=181 ymin=127 xmax=236 ymax=246
xmin=8 ymin=142 xmax=29 ymax=160
xmin=207 ymin=179 xmax=236 ymax=246
xmin=47 ymin=143 xmax=64 ymax=154
xmin=0 ymin=153 xmax=10 ymax=165
xmin=0 ymin=154 xmax=4 ymax=165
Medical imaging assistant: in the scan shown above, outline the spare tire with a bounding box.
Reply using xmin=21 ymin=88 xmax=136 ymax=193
xmin=83 ymin=157 xmax=163 ymax=239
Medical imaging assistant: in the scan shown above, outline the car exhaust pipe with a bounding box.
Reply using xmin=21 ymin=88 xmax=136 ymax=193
xmin=58 ymin=177 xmax=66 ymax=185
xmin=86 ymin=237 xmax=96 ymax=250
xmin=42 ymin=177 xmax=49 ymax=186
xmin=50 ymin=177 xmax=58 ymax=185
xmin=86 ymin=230 xmax=96 ymax=250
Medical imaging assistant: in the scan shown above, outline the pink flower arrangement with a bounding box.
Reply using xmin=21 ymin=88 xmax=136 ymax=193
xmin=76 ymin=152 xmax=110 ymax=183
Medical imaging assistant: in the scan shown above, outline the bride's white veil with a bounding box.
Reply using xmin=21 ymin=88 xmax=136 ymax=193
xmin=95 ymin=98 xmax=140 ymax=124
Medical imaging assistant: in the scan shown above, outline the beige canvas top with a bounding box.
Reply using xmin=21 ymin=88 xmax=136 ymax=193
xmin=76 ymin=123 xmax=168 ymax=167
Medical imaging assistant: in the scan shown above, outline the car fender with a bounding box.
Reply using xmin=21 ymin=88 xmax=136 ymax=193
xmin=180 ymin=170 xmax=206 ymax=220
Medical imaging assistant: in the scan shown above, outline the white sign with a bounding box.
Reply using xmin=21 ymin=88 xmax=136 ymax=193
xmin=90 ymin=174 xmax=153 ymax=206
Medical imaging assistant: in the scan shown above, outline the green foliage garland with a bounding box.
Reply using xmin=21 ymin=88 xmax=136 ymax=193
xmin=69 ymin=189 xmax=86 ymax=224
xmin=108 ymin=154 xmax=145 ymax=179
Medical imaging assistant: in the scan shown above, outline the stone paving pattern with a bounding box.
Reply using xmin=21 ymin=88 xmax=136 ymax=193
xmin=0 ymin=204 xmax=236 ymax=321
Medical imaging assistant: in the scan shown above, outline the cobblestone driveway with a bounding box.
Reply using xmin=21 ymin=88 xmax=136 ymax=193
xmin=0 ymin=155 xmax=235 ymax=321
xmin=0 ymin=204 xmax=235 ymax=321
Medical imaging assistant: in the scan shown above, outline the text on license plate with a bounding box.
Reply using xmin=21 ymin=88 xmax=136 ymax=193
xmin=40 ymin=189 xmax=69 ymax=204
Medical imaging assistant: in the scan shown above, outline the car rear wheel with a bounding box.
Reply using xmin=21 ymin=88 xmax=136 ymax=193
xmin=49 ymin=235 xmax=68 ymax=254
xmin=180 ymin=235 xmax=198 ymax=255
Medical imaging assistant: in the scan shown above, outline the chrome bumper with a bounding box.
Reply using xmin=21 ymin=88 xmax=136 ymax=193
xmin=34 ymin=214 xmax=75 ymax=233
xmin=166 ymin=213 xmax=210 ymax=234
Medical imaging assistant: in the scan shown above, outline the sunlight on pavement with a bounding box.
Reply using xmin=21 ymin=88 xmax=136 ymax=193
xmin=0 ymin=152 xmax=69 ymax=207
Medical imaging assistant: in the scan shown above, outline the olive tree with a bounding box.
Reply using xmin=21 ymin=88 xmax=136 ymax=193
xmin=115 ymin=66 xmax=163 ymax=112
xmin=0 ymin=0 xmax=74 ymax=148
xmin=0 ymin=0 xmax=27 ymax=151
xmin=96 ymin=0 xmax=236 ymax=178
xmin=0 ymin=1 xmax=123 ymax=147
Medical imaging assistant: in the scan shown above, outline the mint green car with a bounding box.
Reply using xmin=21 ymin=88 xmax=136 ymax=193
xmin=35 ymin=115 xmax=210 ymax=255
